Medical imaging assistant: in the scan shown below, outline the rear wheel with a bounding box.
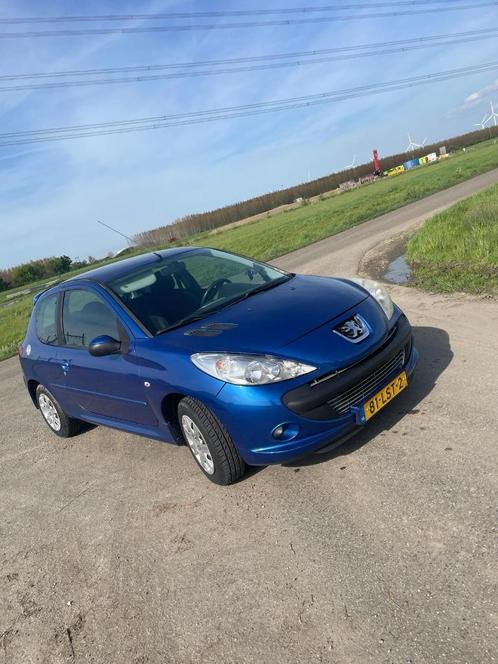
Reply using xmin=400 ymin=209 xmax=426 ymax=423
xmin=178 ymin=397 xmax=246 ymax=485
xmin=36 ymin=385 xmax=81 ymax=438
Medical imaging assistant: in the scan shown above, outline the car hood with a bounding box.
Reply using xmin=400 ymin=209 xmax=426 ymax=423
xmin=154 ymin=275 xmax=369 ymax=355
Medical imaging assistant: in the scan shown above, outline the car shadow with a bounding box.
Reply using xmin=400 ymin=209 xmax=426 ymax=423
xmin=282 ymin=325 xmax=453 ymax=469
xmin=79 ymin=421 xmax=97 ymax=434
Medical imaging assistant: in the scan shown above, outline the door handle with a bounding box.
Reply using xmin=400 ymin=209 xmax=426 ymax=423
xmin=61 ymin=360 xmax=70 ymax=374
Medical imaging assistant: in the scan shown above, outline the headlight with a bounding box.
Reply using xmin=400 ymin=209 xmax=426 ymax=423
xmin=191 ymin=353 xmax=316 ymax=385
xmin=350 ymin=278 xmax=394 ymax=319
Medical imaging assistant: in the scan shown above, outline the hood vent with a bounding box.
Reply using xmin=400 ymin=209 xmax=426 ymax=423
xmin=185 ymin=322 xmax=238 ymax=337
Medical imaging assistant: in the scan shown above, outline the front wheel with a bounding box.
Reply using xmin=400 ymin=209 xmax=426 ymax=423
xmin=178 ymin=397 xmax=246 ymax=485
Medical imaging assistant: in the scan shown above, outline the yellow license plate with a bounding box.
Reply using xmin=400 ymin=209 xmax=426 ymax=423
xmin=363 ymin=371 xmax=408 ymax=421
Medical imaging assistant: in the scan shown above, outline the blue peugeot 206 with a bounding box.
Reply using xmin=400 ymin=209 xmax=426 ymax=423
xmin=19 ymin=247 xmax=418 ymax=484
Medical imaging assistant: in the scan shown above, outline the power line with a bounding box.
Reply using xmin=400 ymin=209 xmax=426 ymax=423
xmin=0 ymin=1 xmax=484 ymax=23
xmin=2 ymin=27 xmax=494 ymax=81
xmin=1 ymin=32 xmax=496 ymax=93
xmin=0 ymin=28 xmax=496 ymax=92
xmin=1 ymin=61 xmax=497 ymax=146
xmin=0 ymin=3 xmax=496 ymax=37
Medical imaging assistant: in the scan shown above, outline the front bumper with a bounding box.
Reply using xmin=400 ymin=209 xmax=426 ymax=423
xmin=210 ymin=313 xmax=418 ymax=466
xmin=252 ymin=345 xmax=418 ymax=465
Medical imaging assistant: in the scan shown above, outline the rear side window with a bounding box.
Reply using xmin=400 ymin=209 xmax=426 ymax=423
xmin=62 ymin=289 xmax=120 ymax=348
xmin=35 ymin=293 xmax=59 ymax=345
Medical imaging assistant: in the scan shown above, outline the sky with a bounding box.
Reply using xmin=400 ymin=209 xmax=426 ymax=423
xmin=0 ymin=0 xmax=497 ymax=268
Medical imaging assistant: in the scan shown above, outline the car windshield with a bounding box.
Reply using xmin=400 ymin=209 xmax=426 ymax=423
xmin=107 ymin=248 xmax=292 ymax=335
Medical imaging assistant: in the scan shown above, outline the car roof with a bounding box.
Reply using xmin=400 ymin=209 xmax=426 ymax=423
xmin=63 ymin=247 xmax=198 ymax=286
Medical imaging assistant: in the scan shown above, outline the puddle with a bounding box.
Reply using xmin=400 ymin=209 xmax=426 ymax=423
xmin=384 ymin=255 xmax=411 ymax=285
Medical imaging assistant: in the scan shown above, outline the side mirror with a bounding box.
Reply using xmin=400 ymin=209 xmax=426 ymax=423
xmin=88 ymin=335 xmax=122 ymax=357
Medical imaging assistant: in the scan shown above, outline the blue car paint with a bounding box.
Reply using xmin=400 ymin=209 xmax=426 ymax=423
xmin=19 ymin=248 xmax=417 ymax=465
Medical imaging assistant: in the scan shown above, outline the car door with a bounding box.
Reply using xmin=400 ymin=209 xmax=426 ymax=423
xmin=59 ymin=286 xmax=158 ymax=428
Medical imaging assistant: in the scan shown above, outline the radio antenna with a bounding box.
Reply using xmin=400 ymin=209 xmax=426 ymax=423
xmin=96 ymin=219 xmax=134 ymax=245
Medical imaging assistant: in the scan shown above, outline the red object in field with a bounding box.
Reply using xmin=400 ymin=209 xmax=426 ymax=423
xmin=373 ymin=149 xmax=380 ymax=175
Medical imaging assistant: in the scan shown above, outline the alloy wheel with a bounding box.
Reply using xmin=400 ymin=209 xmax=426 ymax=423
xmin=39 ymin=393 xmax=62 ymax=432
xmin=181 ymin=415 xmax=215 ymax=475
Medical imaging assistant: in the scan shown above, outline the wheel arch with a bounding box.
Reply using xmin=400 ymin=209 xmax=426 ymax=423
xmin=27 ymin=379 xmax=40 ymax=408
xmin=161 ymin=392 xmax=185 ymax=444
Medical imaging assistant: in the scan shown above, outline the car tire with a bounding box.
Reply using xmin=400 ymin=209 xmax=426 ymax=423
xmin=36 ymin=385 xmax=81 ymax=438
xmin=178 ymin=397 xmax=246 ymax=485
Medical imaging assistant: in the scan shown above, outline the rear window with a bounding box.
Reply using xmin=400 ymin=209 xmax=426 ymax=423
xmin=35 ymin=293 xmax=58 ymax=345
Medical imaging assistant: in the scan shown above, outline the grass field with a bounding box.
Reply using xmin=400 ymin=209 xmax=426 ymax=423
xmin=191 ymin=139 xmax=498 ymax=261
xmin=0 ymin=297 xmax=33 ymax=361
xmin=1 ymin=138 xmax=498 ymax=360
xmin=406 ymin=183 xmax=498 ymax=294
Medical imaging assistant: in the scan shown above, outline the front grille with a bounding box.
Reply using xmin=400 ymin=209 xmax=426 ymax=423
xmin=310 ymin=325 xmax=398 ymax=387
xmin=328 ymin=349 xmax=405 ymax=415
xmin=282 ymin=315 xmax=413 ymax=421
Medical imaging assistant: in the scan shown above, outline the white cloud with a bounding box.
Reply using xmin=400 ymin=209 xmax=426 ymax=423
xmin=460 ymin=79 xmax=498 ymax=109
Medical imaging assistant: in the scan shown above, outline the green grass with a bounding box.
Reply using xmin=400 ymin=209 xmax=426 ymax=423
xmin=406 ymin=183 xmax=498 ymax=294
xmin=0 ymin=296 xmax=33 ymax=361
xmin=186 ymin=139 xmax=498 ymax=261
xmin=1 ymin=138 xmax=498 ymax=360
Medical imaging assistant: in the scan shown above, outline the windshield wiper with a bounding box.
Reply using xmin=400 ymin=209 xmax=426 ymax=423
xmin=156 ymin=314 xmax=207 ymax=335
xmin=238 ymin=274 xmax=294 ymax=301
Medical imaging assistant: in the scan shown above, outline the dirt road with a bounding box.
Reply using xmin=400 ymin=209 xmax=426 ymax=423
xmin=1 ymin=171 xmax=497 ymax=663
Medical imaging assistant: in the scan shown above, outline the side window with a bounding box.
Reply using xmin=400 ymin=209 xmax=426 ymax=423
xmin=35 ymin=293 xmax=59 ymax=345
xmin=62 ymin=289 xmax=120 ymax=348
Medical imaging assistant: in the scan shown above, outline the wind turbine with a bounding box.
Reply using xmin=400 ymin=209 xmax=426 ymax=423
xmin=345 ymin=154 xmax=357 ymax=169
xmin=486 ymin=100 xmax=498 ymax=127
xmin=406 ymin=133 xmax=427 ymax=152
xmin=473 ymin=113 xmax=491 ymax=130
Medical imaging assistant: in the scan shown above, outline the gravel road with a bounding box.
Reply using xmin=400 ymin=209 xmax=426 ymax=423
xmin=1 ymin=170 xmax=497 ymax=664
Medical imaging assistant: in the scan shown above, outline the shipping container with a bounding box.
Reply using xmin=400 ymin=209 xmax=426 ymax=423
xmin=403 ymin=159 xmax=420 ymax=170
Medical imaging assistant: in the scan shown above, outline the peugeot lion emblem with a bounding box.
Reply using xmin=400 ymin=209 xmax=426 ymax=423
xmin=333 ymin=314 xmax=370 ymax=343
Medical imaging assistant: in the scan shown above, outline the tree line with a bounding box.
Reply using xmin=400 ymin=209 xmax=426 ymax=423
xmin=0 ymin=255 xmax=86 ymax=291
xmin=133 ymin=125 xmax=498 ymax=248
